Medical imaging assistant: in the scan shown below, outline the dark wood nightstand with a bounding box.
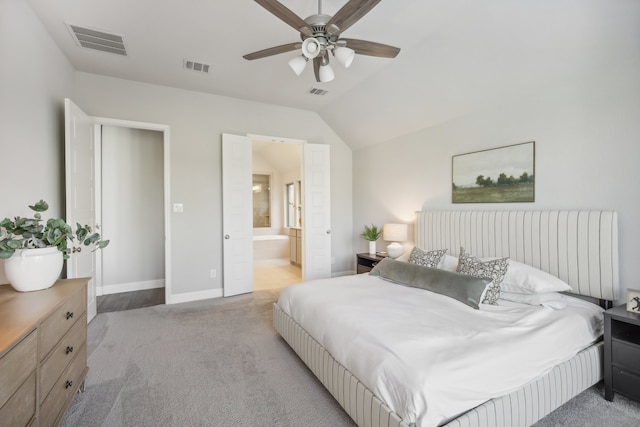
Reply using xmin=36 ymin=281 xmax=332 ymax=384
xmin=604 ymin=304 xmax=640 ymax=402
xmin=356 ymin=253 xmax=387 ymax=274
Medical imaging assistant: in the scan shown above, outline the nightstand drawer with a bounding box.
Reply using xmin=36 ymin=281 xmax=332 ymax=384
xmin=612 ymin=367 xmax=640 ymax=401
xmin=612 ymin=339 xmax=640 ymax=374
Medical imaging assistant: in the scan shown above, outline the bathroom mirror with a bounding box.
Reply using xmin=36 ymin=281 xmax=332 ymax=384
xmin=252 ymin=174 xmax=271 ymax=228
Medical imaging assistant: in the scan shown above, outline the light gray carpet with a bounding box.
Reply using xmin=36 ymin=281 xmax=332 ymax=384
xmin=62 ymin=290 xmax=640 ymax=427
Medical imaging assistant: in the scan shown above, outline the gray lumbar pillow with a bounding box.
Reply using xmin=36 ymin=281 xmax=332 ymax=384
xmin=369 ymin=258 xmax=492 ymax=309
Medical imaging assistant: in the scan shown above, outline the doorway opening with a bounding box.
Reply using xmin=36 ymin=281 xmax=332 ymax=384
xmin=98 ymin=125 xmax=165 ymax=305
xmin=94 ymin=119 xmax=171 ymax=309
xmin=251 ymin=139 xmax=303 ymax=290
xmin=222 ymin=133 xmax=330 ymax=297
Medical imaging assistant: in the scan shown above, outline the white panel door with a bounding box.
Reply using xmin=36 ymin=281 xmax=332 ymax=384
xmin=302 ymin=143 xmax=331 ymax=280
xmin=222 ymin=134 xmax=253 ymax=296
xmin=64 ymin=98 xmax=98 ymax=322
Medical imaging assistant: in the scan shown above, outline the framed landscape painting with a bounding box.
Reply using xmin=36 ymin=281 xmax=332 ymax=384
xmin=452 ymin=141 xmax=535 ymax=203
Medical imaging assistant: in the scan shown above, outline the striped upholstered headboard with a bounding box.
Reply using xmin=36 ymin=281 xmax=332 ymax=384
xmin=415 ymin=210 xmax=619 ymax=301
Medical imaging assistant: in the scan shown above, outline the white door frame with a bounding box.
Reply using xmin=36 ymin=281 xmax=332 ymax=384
xmin=245 ymin=134 xmax=331 ymax=282
xmin=92 ymin=117 xmax=172 ymax=303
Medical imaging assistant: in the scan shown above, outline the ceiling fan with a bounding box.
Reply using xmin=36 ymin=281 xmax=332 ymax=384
xmin=243 ymin=0 xmax=400 ymax=83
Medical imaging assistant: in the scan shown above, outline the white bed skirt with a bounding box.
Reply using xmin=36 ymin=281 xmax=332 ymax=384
xmin=273 ymin=303 xmax=603 ymax=427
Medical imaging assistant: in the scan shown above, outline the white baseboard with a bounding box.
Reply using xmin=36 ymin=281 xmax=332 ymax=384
xmin=99 ymin=279 xmax=165 ymax=296
xmin=166 ymin=288 xmax=223 ymax=305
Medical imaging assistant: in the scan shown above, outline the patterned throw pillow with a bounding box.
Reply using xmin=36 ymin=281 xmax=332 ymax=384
xmin=408 ymin=247 xmax=448 ymax=268
xmin=456 ymin=247 xmax=509 ymax=305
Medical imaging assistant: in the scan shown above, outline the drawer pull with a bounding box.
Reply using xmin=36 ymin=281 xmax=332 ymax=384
xmin=66 ymin=346 xmax=74 ymax=355
xmin=66 ymin=311 xmax=74 ymax=320
xmin=72 ymin=247 xmax=82 ymax=253
xmin=65 ymin=380 xmax=73 ymax=389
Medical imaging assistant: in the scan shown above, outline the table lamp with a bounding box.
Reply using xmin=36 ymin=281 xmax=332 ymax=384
xmin=383 ymin=223 xmax=408 ymax=258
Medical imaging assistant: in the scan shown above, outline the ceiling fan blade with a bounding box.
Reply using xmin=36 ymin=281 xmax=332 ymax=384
xmin=342 ymin=38 xmax=400 ymax=58
xmin=243 ymin=42 xmax=300 ymax=60
xmin=326 ymin=0 xmax=381 ymax=35
xmin=313 ymin=57 xmax=322 ymax=83
xmin=255 ymin=0 xmax=311 ymax=35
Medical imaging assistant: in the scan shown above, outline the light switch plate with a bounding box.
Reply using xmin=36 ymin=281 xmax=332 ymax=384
xmin=173 ymin=203 xmax=183 ymax=213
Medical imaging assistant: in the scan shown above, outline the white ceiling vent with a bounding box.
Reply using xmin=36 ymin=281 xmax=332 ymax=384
xmin=183 ymin=59 xmax=210 ymax=74
xmin=308 ymin=88 xmax=328 ymax=96
xmin=67 ymin=24 xmax=127 ymax=56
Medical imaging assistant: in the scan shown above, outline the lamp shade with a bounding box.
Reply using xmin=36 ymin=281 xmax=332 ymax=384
xmin=319 ymin=61 xmax=335 ymax=82
xmin=383 ymin=224 xmax=408 ymax=242
xmin=333 ymin=46 xmax=355 ymax=68
xmin=288 ymin=56 xmax=308 ymax=76
xmin=301 ymin=37 xmax=321 ymax=59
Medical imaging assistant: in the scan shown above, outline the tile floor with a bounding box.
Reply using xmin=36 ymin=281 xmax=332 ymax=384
xmin=253 ymin=258 xmax=302 ymax=290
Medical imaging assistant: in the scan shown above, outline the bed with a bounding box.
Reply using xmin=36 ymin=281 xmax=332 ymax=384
xmin=273 ymin=210 xmax=619 ymax=427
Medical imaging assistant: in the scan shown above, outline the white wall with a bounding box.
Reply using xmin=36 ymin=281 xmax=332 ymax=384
xmin=101 ymin=126 xmax=165 ymax=292
xmin=0 ymin=0 xmax=75 ymax=283
xmin=75 ymin=72 xmax=353 ymax=299
xmin=353 ymin=59 xmax=640 ymax=299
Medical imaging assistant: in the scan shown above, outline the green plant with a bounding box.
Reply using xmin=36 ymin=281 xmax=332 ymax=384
xmin=360 ymin=224 xmax=382 ymax=241
xmin=0 ymin=200 xmax=109 ymax=260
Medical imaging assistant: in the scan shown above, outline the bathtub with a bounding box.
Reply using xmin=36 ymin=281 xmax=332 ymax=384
xmin=253 ymin=234 xmax=290 ymax=260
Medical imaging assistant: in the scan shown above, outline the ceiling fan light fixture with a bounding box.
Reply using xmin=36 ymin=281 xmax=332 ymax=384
xmin=244 ymin=0 xmax=400 ymax=84
xmin=333 ymin=46 xmax=355 ymax=68
xmin=288 ymin=55 xmax=308 ymax=76
xmin=301 ymin=37 xmax=321 ymax=59
xmin=319 ymin=59 xmax=335 ymax=83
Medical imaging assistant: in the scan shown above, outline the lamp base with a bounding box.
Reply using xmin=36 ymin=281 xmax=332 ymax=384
xmin=387 ymin=242 xmax=404 ymax=259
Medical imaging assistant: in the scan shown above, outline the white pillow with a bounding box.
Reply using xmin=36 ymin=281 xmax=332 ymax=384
xmin=439 ymin=255 xmax=459 ymax=272
xmin=501 ymin=260 xmax=572 ymax=294
xmin=500 ymin=291 xmax=568 ymax=309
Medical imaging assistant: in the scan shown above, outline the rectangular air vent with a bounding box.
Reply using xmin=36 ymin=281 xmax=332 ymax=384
xmin=67 ymin=24 xmax=127 ymax=56
xmin=184 ymin=59 xmax=210 ymax=74
xmin=308 ymin=88 xmax=328 ymax=96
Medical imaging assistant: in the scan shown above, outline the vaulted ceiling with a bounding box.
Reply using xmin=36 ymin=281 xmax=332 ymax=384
xmin=26 ymin=0 xmax=639 ymax=150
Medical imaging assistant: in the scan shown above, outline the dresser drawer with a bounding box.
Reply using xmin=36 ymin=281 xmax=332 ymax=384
xmin=40 ymin=313 xmax=87 ymax=403
xmin=0 ymin=330 xmax=37 ymax=408
xmin=40 ymin=345 xmax=87 ymax=427
xmin=612 ymin=339 xmax=640 ymax=375
xmin=612 ymin=366 xmax=640 ymax=401
xmin=0 ymin=372 xmax=36 ymax=427
xmin=40 ymin=286 xmax=86 ymax=360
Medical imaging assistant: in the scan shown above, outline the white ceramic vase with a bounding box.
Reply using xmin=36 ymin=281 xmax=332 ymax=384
xmin=368 ymin=240 xmax=376 ymax=255
xmin=5 ymin=247 xmax=63 ymax=292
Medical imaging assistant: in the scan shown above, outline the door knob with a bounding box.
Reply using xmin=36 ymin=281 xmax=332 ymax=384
xmin=326 ymin=230 xmax=331 ymax=234
xmin=224 ymin=235 xmax=230 ymax=239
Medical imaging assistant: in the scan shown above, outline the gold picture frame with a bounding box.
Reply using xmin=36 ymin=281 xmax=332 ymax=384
xmin=626 ymin=288 xmax=640 ymax=313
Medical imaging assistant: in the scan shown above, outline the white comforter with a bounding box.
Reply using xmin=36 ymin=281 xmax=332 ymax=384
xmin=277 ymin=273 xmax=603 ymax=427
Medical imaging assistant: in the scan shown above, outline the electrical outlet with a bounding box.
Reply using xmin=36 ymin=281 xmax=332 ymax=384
xmin=173 ymin=203 xmax=183 ymax=213
xmin=210 ymin=269 xmax=216 ymax=279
